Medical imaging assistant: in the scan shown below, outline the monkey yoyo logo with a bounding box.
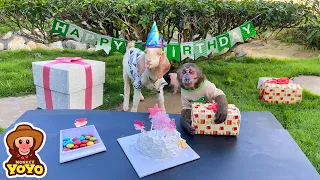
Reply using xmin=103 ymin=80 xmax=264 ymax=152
xmin=3 ymin=122 xmax=47 ymax=178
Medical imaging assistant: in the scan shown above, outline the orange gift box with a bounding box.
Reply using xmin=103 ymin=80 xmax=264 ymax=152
xmin=259 ymin=78 xmax=302 ymax=104
xmin=191 ymin=103 xmax=241 ymax=136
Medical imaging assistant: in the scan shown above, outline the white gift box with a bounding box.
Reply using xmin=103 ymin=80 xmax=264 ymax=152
xmin=32 ymin=59 xmax=105 ymax=109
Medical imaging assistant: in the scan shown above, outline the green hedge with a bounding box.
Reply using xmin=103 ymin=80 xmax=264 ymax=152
xmin=0 ymin=0 xmax=316 ymax=45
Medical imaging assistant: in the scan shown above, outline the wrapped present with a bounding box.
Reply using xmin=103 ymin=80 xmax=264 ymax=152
xmin=32 ymin=57 xmax=105 ymax=109
xmin=259 ymin=77 xmax=302 ymax=104
xmin=191 ymin=102 xmax=241 ymax=136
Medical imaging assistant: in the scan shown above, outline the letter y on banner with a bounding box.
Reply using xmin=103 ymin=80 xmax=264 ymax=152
xmin=240 ymin=20 xmax=257 ymax=41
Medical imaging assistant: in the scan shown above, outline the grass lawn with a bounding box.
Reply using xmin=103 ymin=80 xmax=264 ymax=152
xmin=0 ymin=49 xmax=319 ymax=172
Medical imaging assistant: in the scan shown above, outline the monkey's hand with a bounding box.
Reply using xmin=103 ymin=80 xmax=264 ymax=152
xmin=180 ymin=109 xmax=195 ymax=135
xmin=214 ymin=95 xmax=228 ymax=124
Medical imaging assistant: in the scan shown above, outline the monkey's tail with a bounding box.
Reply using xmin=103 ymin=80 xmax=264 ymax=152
xmin=126 ymin=41 xmax=135 ymax=50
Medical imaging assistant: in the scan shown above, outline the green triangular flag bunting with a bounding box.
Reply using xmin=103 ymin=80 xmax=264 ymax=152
xmin=66 ymin=24 xmax=84 ymax=42
xmin=206 ymin=38 xmax=218 ymax=56
xmin=111 ymin=38 xmax=127 ymax=54
xmin=217 ymin=33 xmax=231 ymax=52
xmin=166 ymin=43 xmax=181 ymax=62
xmin=81 ymin=30 xmax=98 ymax=45
xmin=240 ymin=20 xmax=257 ymax=41
xmin=193 ymin=40 xmax=208 ymax=59
xmin=135 ymin=42 xmax=145 ymax=51
xmin=180 ymin=42 xmax=194 ymax=60
xmin=96 ymin=35 xmax=112 ymax=54
xmin=229 ymin=27 xmax=244 ymax=46
xmin=51 ymin=19 xmax=70 ymax=38
xmin=51 ymin=18 xmax=260 ymax=59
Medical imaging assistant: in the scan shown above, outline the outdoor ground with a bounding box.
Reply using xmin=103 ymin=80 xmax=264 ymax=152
xmin=0 ymin=40 xmax=319 ymax=172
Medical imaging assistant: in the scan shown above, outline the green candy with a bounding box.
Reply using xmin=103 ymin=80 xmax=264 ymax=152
xmin=89 ymin=137 xmax=97 ymax=141
xmin=85 ymin=136 xmax=90 ymax=139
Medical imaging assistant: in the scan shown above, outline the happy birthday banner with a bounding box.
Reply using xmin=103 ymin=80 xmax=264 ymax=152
xmin=51 ymin=18 xmax=257 ymax=62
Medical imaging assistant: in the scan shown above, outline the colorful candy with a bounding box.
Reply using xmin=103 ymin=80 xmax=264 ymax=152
xmin=87 ymin=141 xmax=94 ymax=146
xmin=65 ymin=140 xmax=74 ymax=145
xmin=82 ymin=140 xmax=89 ymax=144
xmin=63 ymin=137 xmax=71 ymax=141
xmin=62 ymin=134 xmax=99 ymax=152
xmin=78 ymin=136 xmax=85 ymax=141
xmin=66 ymin=144 xmax=74 ymax=148
xmin=80 ymin=144 xmax=87 ymax=147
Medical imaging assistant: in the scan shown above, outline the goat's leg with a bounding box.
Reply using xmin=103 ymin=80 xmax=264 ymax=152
xmin=158 ymin=88 xmax=166 ymax=113
xmin=140 ymin=92 xmax=144 ymax=101
xmin=131 ymin=89 xmax=141 ymax=112
xmin=123 ymin=73 xmax=130 ymax=111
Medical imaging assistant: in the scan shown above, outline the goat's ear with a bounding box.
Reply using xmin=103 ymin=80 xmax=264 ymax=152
xmin=137 ymin=54 xmax=146 ymax=76
xmin=155 ymin=51 xmax=171 ymax=79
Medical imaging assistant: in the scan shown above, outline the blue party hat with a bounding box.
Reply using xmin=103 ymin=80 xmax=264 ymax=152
xmin=145 ymin=22 xmax=166 ymax=48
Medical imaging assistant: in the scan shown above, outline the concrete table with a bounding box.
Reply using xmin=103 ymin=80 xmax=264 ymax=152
xmin=0 ymin=110 xmax=319 ymax=180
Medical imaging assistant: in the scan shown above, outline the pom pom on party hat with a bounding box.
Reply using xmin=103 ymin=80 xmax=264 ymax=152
xmin=144 ymin=22 xmax=166 ymax=48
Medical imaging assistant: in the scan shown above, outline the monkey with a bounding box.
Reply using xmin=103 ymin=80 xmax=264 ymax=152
xmin=4 ymin=124 xmax=46 ymax=177
xmin=176 ymin=63 xmax=228 ymax=135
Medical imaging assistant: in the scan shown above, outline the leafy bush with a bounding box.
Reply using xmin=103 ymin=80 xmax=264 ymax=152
xmin=0 ymin=0 xmax=315 ymax=45
xmin=275 ymin=0 xmax=320 ymax=49
xmin=0 ymin=0 xmax=54 ymax=42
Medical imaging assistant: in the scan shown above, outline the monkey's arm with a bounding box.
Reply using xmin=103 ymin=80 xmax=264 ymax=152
xmin=214 ymin=95 xmax=228 ymax=123
xmin=180 ymin=109 xmax=195 ymax=135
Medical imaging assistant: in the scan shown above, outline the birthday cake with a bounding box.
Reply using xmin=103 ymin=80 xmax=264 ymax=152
xmin=133 ymin=105 xmax=187 ymax=159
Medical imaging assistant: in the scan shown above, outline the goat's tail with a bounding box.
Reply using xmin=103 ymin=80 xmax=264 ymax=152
xmin=126 ymin=41 xmax=135 ymax=50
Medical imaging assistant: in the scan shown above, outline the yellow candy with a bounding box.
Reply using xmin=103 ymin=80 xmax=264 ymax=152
xmin=66 ymin=144 xmax=74 ymax=148
xmin=87 ymin=141 xmax=94 ymax=146
xmin=176 ymin=139 xmax=188 ymax=149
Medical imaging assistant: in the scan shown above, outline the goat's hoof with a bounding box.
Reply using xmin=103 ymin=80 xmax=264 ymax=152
xmin=123 ymin=105 xmax=130 ymax=112
xmin=131 ymin=108 xmax=138 ymax=112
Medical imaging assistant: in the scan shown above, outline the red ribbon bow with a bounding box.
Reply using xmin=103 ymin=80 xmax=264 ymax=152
xmin=264 ymin=77 xmax=289 ymax=84
xmin=206 ymin=103 xmax=218 ymax=112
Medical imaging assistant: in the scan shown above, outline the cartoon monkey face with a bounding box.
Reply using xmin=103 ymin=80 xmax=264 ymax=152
xmin=177 ymin=63 xmax=205 ymax=90
xmin=14 ymin=137 xmax=34 ymax=155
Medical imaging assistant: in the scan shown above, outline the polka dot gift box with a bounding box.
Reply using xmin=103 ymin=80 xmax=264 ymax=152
xmin=191 ymin=102 xmax=241 ymax=136
xmin=259 ymin=77 xmax=302 ymax=104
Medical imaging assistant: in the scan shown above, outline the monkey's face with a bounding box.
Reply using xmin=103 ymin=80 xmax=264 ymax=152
xmin=14 ymin=137 xmax=34 ymax=155
xmin=177 ymin=63 xmax=205 ymax=90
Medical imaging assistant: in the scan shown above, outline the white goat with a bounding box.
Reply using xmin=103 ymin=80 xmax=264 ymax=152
xmin=122 ymin=41 xmax=171 ymax=112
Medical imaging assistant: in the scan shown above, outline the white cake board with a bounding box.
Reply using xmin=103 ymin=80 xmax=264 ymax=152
xmin=117 ymin=133 xmax=200 ymax=178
